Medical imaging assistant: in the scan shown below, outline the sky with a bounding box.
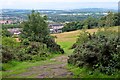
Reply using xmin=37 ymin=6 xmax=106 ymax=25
xmin=0 ymin=0 xmax=119 ymax=10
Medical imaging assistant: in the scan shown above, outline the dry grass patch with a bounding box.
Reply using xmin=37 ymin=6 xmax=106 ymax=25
xmin=52 ymin=30 xmax=80 ymax=43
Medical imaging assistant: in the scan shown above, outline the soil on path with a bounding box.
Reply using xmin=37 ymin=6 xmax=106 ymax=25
xmin=9 ymin=55 xmax=73 ymax=78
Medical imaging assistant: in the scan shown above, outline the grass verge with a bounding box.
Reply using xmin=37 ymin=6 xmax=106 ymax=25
xmin=2 ymin=53 xmax=63 ymax=78
xmin=66 ymin=64 xmax=120 ymax=78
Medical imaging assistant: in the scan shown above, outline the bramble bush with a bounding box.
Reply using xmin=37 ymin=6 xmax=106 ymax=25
xmin=43 ymin=36 xmax=64 ymax=54
xmin=68 ymin=29 xmax=120 ymax=75
xmin=15 ymin=42 xmax=49 ymax=61
xmin=2 ymin=37 xmax=21 ymax=63
xmin=2 ymin=37 xmax=49 ymax=63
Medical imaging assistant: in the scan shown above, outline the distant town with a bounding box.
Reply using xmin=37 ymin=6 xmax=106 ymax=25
xmin=1 ymin=8 xmax=117 ymax=35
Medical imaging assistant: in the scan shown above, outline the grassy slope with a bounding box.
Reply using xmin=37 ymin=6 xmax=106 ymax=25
xmin=52 ymin=26 xmax=120 ymax=78
xmin=1 ymin=26 xmax=119 ymax=78
xmin=1 ymin=53 xmax=63 ymax=78
xmin=52 ymin=26 xmax=119 ymax=53
xmin=52 ymin=30 xmax=80 ymax=55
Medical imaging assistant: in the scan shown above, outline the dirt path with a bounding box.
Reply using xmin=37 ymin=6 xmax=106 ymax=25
xmin=9 ymin=55 xmax=73 ymax=78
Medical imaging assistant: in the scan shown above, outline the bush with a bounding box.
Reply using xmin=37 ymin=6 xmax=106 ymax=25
xmin=2 ymin=29 xmax=12 ymax=37
xmin=2 ymin=46 xmax=14 ymax=63
xmin=43 ymin=36 xmax=64 ymax=54
xmin=22 ymin=39 xmax=30 ymax=45
xmin=2 ymin=37 xmax=20 ymax=48
xmin=2 ymin=36 xmax=61 ymax=63
xmin=2 ymin=37 xmax=20 ymax=63
xmin=68 ymin=30 xmax=120 ymax=75
xmin=15 ymin=42 xmax=49 ymax=61
xmin=71 ymin=31 xmax=90 ymax=49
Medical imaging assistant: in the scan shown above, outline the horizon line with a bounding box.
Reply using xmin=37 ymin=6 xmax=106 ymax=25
xmin=1 ymin=8 xmax=118 ymax=10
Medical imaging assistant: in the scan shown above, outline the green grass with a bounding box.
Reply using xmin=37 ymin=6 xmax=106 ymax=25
xmin=2 ymin=26 xmax=119 ymax=78
xmin=2 ymin=28 xmax=76 ymax=78
xmin=2 ymin=59 xmax=62 ymax=78
xmin=2 ymin=53 xmax=63 ymax=78
xmin=57 ymin=41 xmax=74 ymax=55
xmin=66 ymin=64 xmax=120 ymax=78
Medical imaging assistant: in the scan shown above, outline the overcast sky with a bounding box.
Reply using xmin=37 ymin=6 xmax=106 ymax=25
xmin=0 ymin=0 xmax=119 ymax=10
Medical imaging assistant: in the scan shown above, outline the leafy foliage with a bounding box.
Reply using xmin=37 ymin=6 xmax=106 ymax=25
xmin=43 ymin=36 xmax=64 ymax=53
xmin=68 ymin=30 xmax=120 ymax=75
xmin=20 ymin=10 xmax=64 ymax=53
xmin=2 ymin=24 xmax=20 ymax=29
xmin=20 ymin=10 xmax=49 ymax=42
xmin=2 ymin=11 xmax=64 ymax=64
xmin=2 ymin=37 xmax=20 ymax=48
xmin=2 ymin=46 xmax=14 ymax=63
xmin=63 ymin=12 xmax=120 ymax=32
xmin=2 ymin=37 xmax=49 ymax=63
xmin=62 ymin=22 xmax=83 ymax=32
xmin=2 ymin=37 xmax=20 ymax=63
xmin=15 ymin=42 xmax=49 ymax=61
xmin=2 ymin=29 xmax=12 ymax=37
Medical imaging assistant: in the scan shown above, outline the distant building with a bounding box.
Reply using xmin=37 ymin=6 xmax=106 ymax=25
xmin=48 ymin=23 xmax=64 ymax=33
xmin=6 ymin=23 xmax=64 ymax=35
xmin=0 ymin=20 xmax=15 ymax=24
xmin=0 ymin=20 xmax=7 ymax=24
xmin=7 ymin=28 xmax=22 ymax=35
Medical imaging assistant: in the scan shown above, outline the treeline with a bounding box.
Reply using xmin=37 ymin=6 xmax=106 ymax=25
xmin=2 ymin=24 xmax=21 ymax=29
xmin=62 ymin=12 xmax=120 ymax=32
xmin=48 ymin=14 xmax=103 ymax=22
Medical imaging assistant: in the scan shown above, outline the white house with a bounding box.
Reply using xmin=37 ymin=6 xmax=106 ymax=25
xmin=48 ymin=23 xmax=64 ymax=33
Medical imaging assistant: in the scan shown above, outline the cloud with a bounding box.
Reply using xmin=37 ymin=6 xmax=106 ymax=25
xmin=0 ymin=0 xmax=118 ymax=9
xmin=0 ymin=0 xmax=119 ymax=4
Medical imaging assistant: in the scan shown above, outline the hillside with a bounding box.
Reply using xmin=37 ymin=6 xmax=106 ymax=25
xmin=52 ymin=26 xmax=119 ymax=54
xmin=2 ymin=26 xmax=119 ymax=78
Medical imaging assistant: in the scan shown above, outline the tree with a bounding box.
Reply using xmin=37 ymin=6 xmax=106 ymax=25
xmin=62 ymin=22 xmax=77 ymax=32
xmin=21 ymin=10 xmax=49 ymax=42
xmin=83 ymin=17 xmax=98 ymax=29
xmin=114 ymin=13 xmax=120 ymax=26
xmin=2 ymin=29 xmax=12 ymax=37
xmin=105 ymin=12 xmax=115 ymax=27
xmin=98 ymin=16 xmax=106 ymax=27
xmin=20 ymin=10 xmax=64 ymax=53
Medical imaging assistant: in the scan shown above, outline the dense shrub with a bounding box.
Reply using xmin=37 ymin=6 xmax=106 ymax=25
xmin=43 ymin=36 xmax=64 ymax=54
xmin=15 ymin=42 xmax=49 ymax=61
xmin=2 ymin=46 xmax=14 ymax=63
xmin=2 ymin=29 xmax=12 ymax=37
xmin=2 ymin=37 xmax=20 ymax=63
xmin=22 ymin=39 xmax=30 ymax=45
xmin=68 ymin=30 xmax=120 ymax=75
xmin=2 ymin=37 xmax=20 ymax=48
xmin=71 ymin=31 xmax=90 ymax=49
xmin=2 ymin=37 xmax=50 ymax=62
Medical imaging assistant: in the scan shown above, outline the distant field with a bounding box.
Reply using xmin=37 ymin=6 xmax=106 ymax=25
xmin=51 ymin=26 xmax=119 ymax=54
xmin=52 ymin=26 xmax=119 ymax=42
xmin=52 ymin=26 xmax=119 ymax=78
